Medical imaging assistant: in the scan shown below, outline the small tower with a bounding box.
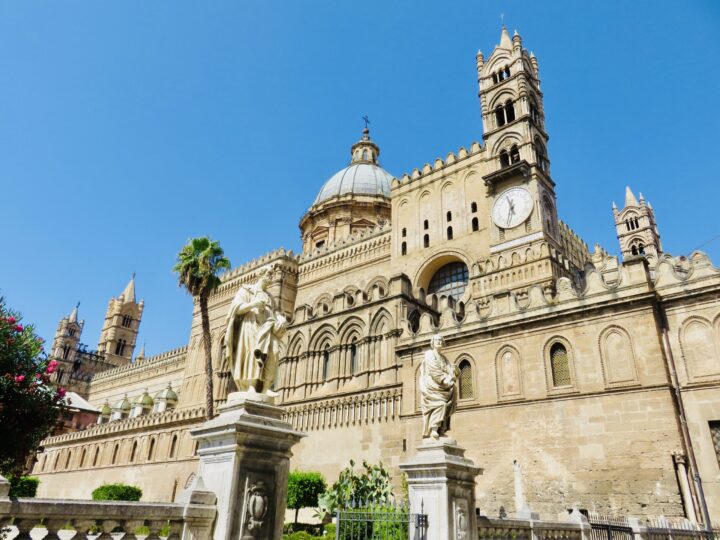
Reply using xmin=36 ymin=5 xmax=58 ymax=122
xmin=50 ymin=303 xmax=84 ymax=385
xmin=613 ymin=186 xmax=662 ymax=264
xmin=97 ymin=275 xmax=144 ymax=366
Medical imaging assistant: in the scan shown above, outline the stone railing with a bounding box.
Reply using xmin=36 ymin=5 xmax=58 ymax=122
xmin=477 ymin=515 xmax=586 ymax=540
xmin=0 ymin=475 xmax=216 ymax=540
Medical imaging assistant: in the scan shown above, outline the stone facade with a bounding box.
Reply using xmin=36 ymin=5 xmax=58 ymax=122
xmin=32 ymin=28 xmax=720 ymax=524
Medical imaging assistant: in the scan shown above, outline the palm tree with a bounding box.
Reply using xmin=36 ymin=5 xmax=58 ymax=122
xmin=173 ymin=237 xmax=231 ymax=420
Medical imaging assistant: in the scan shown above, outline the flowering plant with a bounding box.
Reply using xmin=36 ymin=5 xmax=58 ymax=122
xmin=0 ymin=297 xmax=66 ymax=476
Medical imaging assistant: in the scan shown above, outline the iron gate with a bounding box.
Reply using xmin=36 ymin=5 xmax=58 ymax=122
xmin=588 ymin=514 xmax=634 ymax=540
xmin=336 ymin=500 xmax=428 ymax=540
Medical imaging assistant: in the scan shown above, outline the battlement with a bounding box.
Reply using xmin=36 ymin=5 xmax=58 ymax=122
xmin=91 ymin=346 xmax=187 ymax=382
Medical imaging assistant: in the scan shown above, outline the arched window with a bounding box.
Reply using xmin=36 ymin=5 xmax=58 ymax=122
xmin=446 ymin=211 xmax=452 ymax=222
xmin=638 ymin=243 xmax=645 ymax=255
xmin=428 ymin=261 xmax=469 ymax=301
xmin=499 ymin=150 xmax=510 ymax=168
xmin=63 ymin=347 xmax=70 ymax=359
xmin=115 ymin=339 xmax=127 ymax=356
xmin=509 ymin=145 xmax=520 ymax=164
xmin=550 ymin=343 xmax=571 ymax=387
xmin=148 ymin=438 xmax=156 ymax=461
xmin=472 ymin=217 xmax=479 ymax=232
xmin=504 ymin=66 xmax=511 ymax=78
xmin=470 ymin=202 xmax=477 ymax=213
xmin=631 ymin=245 xmax=638 ymax=256
xmin=634 ymin=218 xmax=640 ymax=229
xmin=322 ymin=347 xmax=331 ymax=381
xmin=423 ymin=219 xmax=429 ymax=230
xmin=362 ymin=150 xmax=368 ymax=161
xmin=491 ymin=73 xmax=498 ymax=84
xmin=447 ymin=226 xmax=453 ymax=240
xmin=93 ymin=447 xmax=100 ymax=467
xmin=408 ymin=311 xmax=420 ymax=333
xmin=350 ymin=339 xmax=358 ymax=375
xmin=495 ymin=106 xmax=506 ymax=127
xmin=112 ymin=444 xmax=119 ymax=465
xmin=401 ymin=242 xmax=407 ymax=256
xmin=458 ymin=360 xmax=473 ymax=399
xmin=122 ymin=315 xmax=132 ymax=328
xmin=505 ymin=101 xmax=516 ymax=123
xmin=130 ymin=441 xmax=137 ymax=463
xmin=423 ymin=234 xmax=430 ymax=248
xmin=401 ymin=227 xmax=407 ymax=237
xmin=169 ymin=434 xmax=178 ymax=458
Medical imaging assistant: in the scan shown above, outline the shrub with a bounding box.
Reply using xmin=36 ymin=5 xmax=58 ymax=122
xmin=91 ymin=483 xmax=142 ymax=501
xmin=317 ymin=460 xmax=393 ymax=520
xmin=8 ymin=476 xmax=39 ymax=497
xmin=323 ymin=523 xmax=336 ymax=537
xmin=287 ymin=471 xmax=327 ymax=525
xmin=287 ymin=532 xmax=315 ymax=540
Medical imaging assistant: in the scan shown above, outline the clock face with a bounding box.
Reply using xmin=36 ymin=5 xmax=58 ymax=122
xmin=492 ymin=187 xmax=533 ymax=229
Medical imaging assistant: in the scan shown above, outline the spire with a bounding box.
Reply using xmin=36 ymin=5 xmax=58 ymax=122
xmin=136 ymin=343 xmax=146 ymax=360
xmin=350 ymin=118 xmax=380 ymax=165
xmin=120 ymin=273 xmax=136 ymax=302
xmin=624 ymin=186 xmax=639 ymax=207
xmin=499 ymin=25 xmax=513 ymax=49
xmin=69 ymin=302 xmax=80 ymax=323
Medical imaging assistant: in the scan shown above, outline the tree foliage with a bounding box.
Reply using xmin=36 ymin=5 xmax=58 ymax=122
xmin=91 ymin=483 xmax=142 ymax=501
xmin=317 ymin=460 xmax=393 ymax=519
xmin=173 ymin=237 xmax=230 ymax=419
xmin=0 ymin=297 xmax=65 ymax=476
xmin=287 ymin=471 xmax=327 ymax=525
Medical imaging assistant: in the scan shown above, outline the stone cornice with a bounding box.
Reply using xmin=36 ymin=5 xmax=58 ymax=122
xmin=90 ymin=346 xmax=187 ymax=384
xmin=40 ymin=407 xmax=205 ymax=447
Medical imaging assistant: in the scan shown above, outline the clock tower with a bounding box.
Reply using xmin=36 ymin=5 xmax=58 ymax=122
xmin=474 ymin=27 xmax=588 ymax=298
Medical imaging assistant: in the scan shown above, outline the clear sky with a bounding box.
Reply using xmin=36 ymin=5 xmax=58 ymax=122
xmin=1 ymin=1 xmax=719 ymax=357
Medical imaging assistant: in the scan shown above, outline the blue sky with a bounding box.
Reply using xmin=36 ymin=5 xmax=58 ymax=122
xmin=1 ymin=1 xmax=719 ymax=357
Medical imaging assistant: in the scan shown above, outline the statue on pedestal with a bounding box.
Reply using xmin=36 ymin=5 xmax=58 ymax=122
xmin=224 ymin=264 xmax=288 ymax=396
xmin=419 ymin=334 xmax=458 ymax=439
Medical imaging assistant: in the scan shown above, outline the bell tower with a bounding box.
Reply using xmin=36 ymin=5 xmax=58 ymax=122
xmin=97 ymin=275 xmax=144 ymax=365
xmin=50 ymin=303 xmax=84 ymax=385
xmin=613 ymin=186 xmax=662 ymax=264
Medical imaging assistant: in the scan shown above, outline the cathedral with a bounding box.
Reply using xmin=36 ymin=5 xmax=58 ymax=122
xmin=33 ymin=28 xmax=720 ymax=522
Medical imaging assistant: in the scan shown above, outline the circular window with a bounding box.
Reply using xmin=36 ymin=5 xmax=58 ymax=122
xmin=428 ymin=262 xmax=469 ymax=300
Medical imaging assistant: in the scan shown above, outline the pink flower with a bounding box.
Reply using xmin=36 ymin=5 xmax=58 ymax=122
xmin=57 ymin=387 xmax=66 ymax=398
xmin=36 ymin=373 xmax=42 ymax=379
xmin=7 ymin=317 xmax=16 ymax=325
xmin=45 ymin=359 xmax=58 ymax=374
xmin=14 ymin=375 xmax=25 ymax=383
xmin=14 ymin=324 xmax=23 ymax=333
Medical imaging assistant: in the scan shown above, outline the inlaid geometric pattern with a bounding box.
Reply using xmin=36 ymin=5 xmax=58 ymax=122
xmin=550 ymin=343 xmax=571 ymax=387
xmin=459 ymin=360 xmax=473 ymax=399
xmin=711 ymin=421 xmax=720 ymax=468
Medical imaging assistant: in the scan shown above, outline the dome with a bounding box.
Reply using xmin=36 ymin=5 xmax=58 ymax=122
xmin=313 ymin=163 xmax=393 ymax=205
xmin=311 ymin=127 xmax=394 ymax=207
xmin=113 ymin=394 xmax=131 ymax=411
xmin=155 ymin=382 xmax=178 ymax=403
xmin=133 ymin=389 xmax=154 ymax=407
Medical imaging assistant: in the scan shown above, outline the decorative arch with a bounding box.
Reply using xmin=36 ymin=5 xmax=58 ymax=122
xmin=287 ymin=333 xmax=305 ymax=357
xmin=455 ymin=355 xmax=476 ymax=401
xmin=489 ymin=89 xmax=517 ymax=111
xmin=414 ymin=249 xmax=473 ymax=292
xmin=542 ymin=336 xmax=577 ymax=393
xmin=365 ymin=276 xmax=389 ymax=299
xmin=680 ymin=317 xmax=720 ymax=381
xmin=490 ymin=132 xmax=523 ymax=157
xmin=312 ymin=293 xmax=334 ymax=316
xmin=495 ymin=345 xmax=524 ymax=400
xmin=308 ymin=324 xmax=337 ymax=351
xmin=338 ymin=316 xmax=365 ymax=344
xmin=598 ymin=326 xmax=639 ymax=386
xmin=370 ymin=308 xmax=393 ymax=336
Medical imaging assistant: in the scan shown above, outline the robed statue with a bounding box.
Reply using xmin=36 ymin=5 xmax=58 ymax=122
xmin=419 ymin=334 xmax=459 ymax=439
xmin=224 ymin=264 xmax=288 ymax=396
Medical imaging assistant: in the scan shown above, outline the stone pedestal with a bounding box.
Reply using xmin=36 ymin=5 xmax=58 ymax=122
xmin=190 ymin=392 xmax=305 ymax=540
xmin=400 ymin=438 xmax=482 ymax=540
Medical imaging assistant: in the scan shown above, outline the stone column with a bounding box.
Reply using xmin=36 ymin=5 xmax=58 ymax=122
xmin=190 ymin=393 xmax=305 ymax=540
xmin=400 ymin=438 xmax=482 ymax=540
xmin=673 ymin=452 xmax=697 ymax=523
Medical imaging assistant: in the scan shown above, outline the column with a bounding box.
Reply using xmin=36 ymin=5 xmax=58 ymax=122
xmin=400 ymin=439 xmax=482 ymax=540
xmin=190 ymin=393 xmax=305 ymax=540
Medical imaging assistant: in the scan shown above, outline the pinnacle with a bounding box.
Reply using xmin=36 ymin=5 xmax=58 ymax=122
xmin=120 ymin=274 xmax=136 ymax=303
xmin=624 ymin=186 xmax=639 ymax=207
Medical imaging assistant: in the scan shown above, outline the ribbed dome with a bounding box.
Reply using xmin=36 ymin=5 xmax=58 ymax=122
xmin=313 ymin=163 xmax=393 ymax=205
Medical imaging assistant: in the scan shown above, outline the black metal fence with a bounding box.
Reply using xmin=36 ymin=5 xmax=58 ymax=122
xmin=588 ymin=514 xmax=634 ymax=540
xmin=335 ymin=500 xmax=428 ymax=540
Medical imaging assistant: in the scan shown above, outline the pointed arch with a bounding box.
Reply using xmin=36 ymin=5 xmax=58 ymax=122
xmin=370 ymin=308 xmax=393 ymax=336
xmin=455 ymin=355 xmax=476 ymax=400
xmin=680 ymin=316 xmax=720 ymax=381
xmin=598 ymin=325 xmax=639 ymax=386
xmin=496 ymin=345 xmax=524 ymax=400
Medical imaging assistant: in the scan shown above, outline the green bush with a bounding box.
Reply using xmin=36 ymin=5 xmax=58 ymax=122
xmin=91 ymin=483 xmax=142 ymax=501
xmin=287 ymin=471 xmax=327 ymax=525
xmin=8 ymin=476 xmax=39 ymax=497
xmin=317 ymin=460 xmax=393 ymax=520
xmin=287 ymin=532 xmax=315 ymax=540
xmin=324 ymin=523 xmax=336 ymax=537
